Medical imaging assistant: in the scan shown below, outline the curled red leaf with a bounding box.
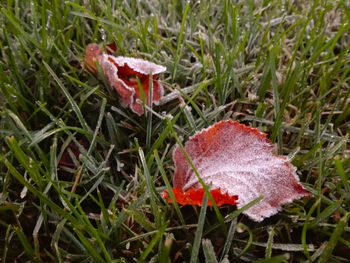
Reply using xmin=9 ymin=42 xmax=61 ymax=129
xmin=84 ymin=43 xmax=166 ymax=115
xmin=170 ymin=120 xmax=310 ymax=222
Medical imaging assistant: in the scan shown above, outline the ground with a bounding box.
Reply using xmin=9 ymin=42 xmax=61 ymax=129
xmin=0 ymin=1 xmax=349 ymax=262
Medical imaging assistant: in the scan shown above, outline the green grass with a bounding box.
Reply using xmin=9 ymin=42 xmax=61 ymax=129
xmin=1 ymin=0 xmax=349 ymax=262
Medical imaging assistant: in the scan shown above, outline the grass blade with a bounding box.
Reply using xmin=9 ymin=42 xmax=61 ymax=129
xmin=139 ymin=221 xmax=168 ymax=262
xmin=13 ymin=226 xmax=37 ymax=262
xmin=171 ymin=3 xmax=190 ymax=82
xmin=220 ymin=218 xmax=236 ymax=261
xmin=154 ymin=149 xmax=185 ymax=226
xmin=318 ymin=212 xmax=350 ymax=263
xmin=136 ymin=139 xmax=161 ymax=228
xmin=43 ymin=61 xmax=90 ymax=132
xmin=202 ymin=239 xmax=218 ymax=263
xmin=190 ymin=192 xmax=208 ymax=263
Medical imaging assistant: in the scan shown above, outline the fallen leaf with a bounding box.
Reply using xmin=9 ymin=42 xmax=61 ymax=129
xmin=164 ymin=120 xmax=310 ymax=222
xmin=84 ymin=43 xmax=166 ymax=115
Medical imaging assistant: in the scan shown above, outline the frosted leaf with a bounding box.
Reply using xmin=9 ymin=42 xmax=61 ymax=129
xmin=112 ymin=56 xmax=166 ymax=75
xmin=172 ymin=120 xmax=310 ymax=222
xmin=84 ymin=43 xmax=166 ymax=115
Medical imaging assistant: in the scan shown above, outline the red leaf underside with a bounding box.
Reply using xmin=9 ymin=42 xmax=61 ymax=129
xmin=162 ymin=188 xmax=238 ymax=206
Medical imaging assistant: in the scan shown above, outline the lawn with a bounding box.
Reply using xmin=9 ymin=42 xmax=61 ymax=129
xmin=0 ymin=0 xmax=349 ymax=262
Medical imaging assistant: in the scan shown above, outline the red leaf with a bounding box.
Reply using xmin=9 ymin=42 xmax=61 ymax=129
xmin=84 ymin=43 xmax=103 ymax=72
xmin=171 ymin=120 xmax=310 ymax=222
xmin=59 ymin=140 xmax=87 ymax=168
xmin=106 ymin=42 xmax=117 ymax=54
xmin=162 ymin=188 xmax=238 ymax=206
xmin=84 ymin=43 xmax=166 ymax=115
